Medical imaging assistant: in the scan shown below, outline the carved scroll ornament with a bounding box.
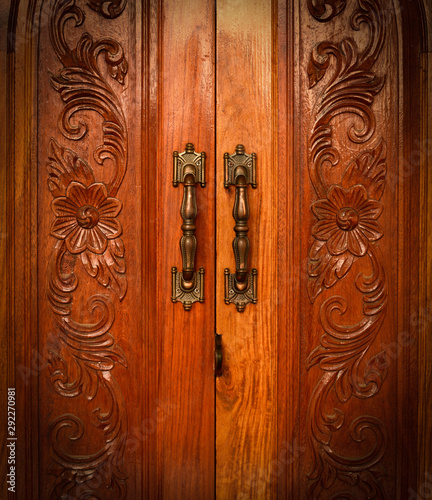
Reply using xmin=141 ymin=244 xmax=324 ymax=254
xmin=306 ymin=0 xmax=389 ymax=498
xmin=45 ymin=0 xmax=129 ymax=497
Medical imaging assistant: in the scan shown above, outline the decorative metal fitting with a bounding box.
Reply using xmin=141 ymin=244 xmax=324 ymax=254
xmin=224 ymin=145 xmax=257 ymax=312
xmin=171 ymin=266 xmax=205 ymax=311
xmin=171 ymin=143 xmax=205 ymax=310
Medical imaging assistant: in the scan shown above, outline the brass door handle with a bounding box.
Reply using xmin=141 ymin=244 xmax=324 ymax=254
xmin=224 ymin=145 xmax=257 ymax=312
xmin=171 ymin=143 xmax=205 ymax=310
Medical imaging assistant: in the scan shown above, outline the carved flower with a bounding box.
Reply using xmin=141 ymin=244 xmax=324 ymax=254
xmin=312 ymin=185 xmax=382 ymax=257
xmin=51 ymin=182 xmax=122 ymax=254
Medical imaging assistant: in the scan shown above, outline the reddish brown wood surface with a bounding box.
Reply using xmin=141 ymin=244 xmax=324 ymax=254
xmin=215 ymin=0 xmax=278 ymax=497
xmin=0 ymin=5 xmax=8 ymax=497
xmin=1 ymin=0 xmax=430 ymax=499
xmin=35 ymin=1 xmax=146 ymax=497
xmin=6 ymin=2 xmax=40 ymax=498
xmin=156 ymin=0 xmax=216 ymax=496
xmin=277 ymin=0 xmax=300 ymax=497
xmin=32 ymin=0 xmax=215 ymax=497
xmin=419 ymin=50 xmax=432 ymax=494
xmin=291 ymin=0 xmax=423 ymax=496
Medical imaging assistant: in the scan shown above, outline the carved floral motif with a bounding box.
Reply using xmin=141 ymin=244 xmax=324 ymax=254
xmin=312 ymin=184 xmax=383 ymax=257
xmin=306 ymin=0 xmax=389 ymax=498
xmin=51 ymin=181 xmax=122 ymax=254
xmin=45 ymin=0 xmax=129 ymax=497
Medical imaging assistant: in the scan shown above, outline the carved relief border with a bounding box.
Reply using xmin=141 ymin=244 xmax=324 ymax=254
xmin=306 ymin=0 xmax=389 ymax=497
xmin=45 ymin=0 xmax=129 ymax=497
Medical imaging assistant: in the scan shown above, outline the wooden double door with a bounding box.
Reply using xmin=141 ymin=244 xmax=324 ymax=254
xmin=4 ymin=0 xmax=431 ymax=498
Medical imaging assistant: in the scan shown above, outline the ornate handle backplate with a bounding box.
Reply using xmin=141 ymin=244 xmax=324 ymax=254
xmin=224 ymin=144 xmax=257 ymax=312
xmin=171 ymin=143 xmax=205 ymax=310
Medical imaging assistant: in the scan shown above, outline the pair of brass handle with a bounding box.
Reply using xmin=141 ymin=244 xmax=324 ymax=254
xmin=171 ymin=143 xmax=257 ymax=312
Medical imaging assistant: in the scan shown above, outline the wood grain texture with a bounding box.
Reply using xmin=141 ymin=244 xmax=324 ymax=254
xmin=419 ymin=51 xmax=432 ymax=494
xmin=277 ymin=0 xmax=302 ymax=498
xmin=396 ymin=0 xmax=425 ymax=492
xmin=215 ymin=0 xmax=278 ymax=497
xmin=0 ymin=3 xmax=8 ymax=497
xmin=2 ymin=0 xmax=431 ymax=498
xmin=141 ymin=0 xmax=159 ymax=497
xmin=7 ymin=1 xmax=40 ymax=497
xmin=422 ymin=0 xmax=432 ymax=52
xmin=157 ymin=0 xmax=215 ymax=496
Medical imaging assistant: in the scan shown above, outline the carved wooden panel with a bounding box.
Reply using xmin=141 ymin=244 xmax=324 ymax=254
xmin=294 ymin=0 xmax=419 ymax=497
xmin=305 ymin=1 xmax=389 ymax=496
xmin=36 ymin=0 xmax=143 ymax=497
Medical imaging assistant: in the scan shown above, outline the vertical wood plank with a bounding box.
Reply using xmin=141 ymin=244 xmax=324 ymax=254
xmin=0 ymin=3 xmax=9 ymax=497
xmin=277 ymin=0 xmax=302 ymax=498
xmin=276 ymin=0 xmax=289 ymax=497
xmin=215 ymin=1 xmax=277 ymax=497
xmin=396 ymin=1 xmax=423 ymax=493
xmin=157 ymin=0 xmax=215 ymax=496
xmin=142 ymin=0 xmax=159 ymax=497
xmin=9 ymin=2 xmax=40 ymax=497
xmin=419 ymin=50 xmax=432 ymax=494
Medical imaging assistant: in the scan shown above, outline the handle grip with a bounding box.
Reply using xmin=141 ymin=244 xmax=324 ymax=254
xmin=232 ymin=168 xmax=250 ymax=289
xmin=180 ymin=170 xmax=197 ymax=288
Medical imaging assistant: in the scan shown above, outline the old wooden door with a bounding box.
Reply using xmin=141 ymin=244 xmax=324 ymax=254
xmin=3 ymin=0 xmax=430 ymax=498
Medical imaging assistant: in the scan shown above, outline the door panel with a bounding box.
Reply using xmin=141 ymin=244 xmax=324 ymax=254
xmin=157 ymin=0 xmax=215 ymax=496
xmin=215 ymin=1 xmax=277 ymax=498
xmin=34 ymin=0 xmax=216 ymax=497
xmin=4 ymin=0 xmax=429 ymax=498
xmin=280 ymin=0 xmax=423 ymax=496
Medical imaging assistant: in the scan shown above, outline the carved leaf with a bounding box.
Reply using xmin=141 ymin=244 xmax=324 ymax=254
xmin=80 ymin=239 xmax=127 ymax=300
xmin=47 ymin=139 xmax=95 ymax=197
xmin=88 ymin=0 xmax=127 ymax=19
xmin=74 ymin=33 xmax=128 ymax=84
xmin=342 ymin=140 xmax=387 ymax=200
xmin=47 ymin=349 xmax=82 ymax=398
xmin=308 ymin=240 xmax=355 ymax=302
xmin=307 ymin=45 xmax=331 ymax=89
xmin=47 ymin=460 xmax=65 ymax=477
xmin=335 ymin=369 xmax=352 ymax=403
xmin=60 ymin=327 xmax=127 ymax=372
xmin=307 ymin=0 xmax=346 ymax=23
xmin=363 ymin=350 xmax=388 ymax=386
xmin=322 ymin=460 xmax=338 ymax=489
